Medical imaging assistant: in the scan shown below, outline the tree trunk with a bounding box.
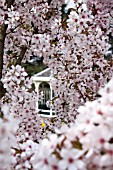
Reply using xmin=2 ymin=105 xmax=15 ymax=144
xmin=0 ymin=24 xmax=7 ymax=100
xmin=0 ymin=0 xmax=15 ymax=101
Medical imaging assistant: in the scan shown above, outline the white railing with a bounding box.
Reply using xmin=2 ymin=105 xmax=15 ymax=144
xmin=38 ymin=109 xmax=57 ymax=118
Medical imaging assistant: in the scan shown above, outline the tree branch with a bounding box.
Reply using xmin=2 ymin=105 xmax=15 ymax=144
xmin=7 ymin=22 xmax=25 ymax=35
xmin=6 ymin=0 xmax=15 ymax=8
xmin=0 ymin=24 xmax=7 ymax=100
xmin=0 ymin=1 xmax=15 ymax=100
xmin=47 ymin=0 xmax=53 ymax=5
xmin=15 ymin=46 xmax=27 ymax=65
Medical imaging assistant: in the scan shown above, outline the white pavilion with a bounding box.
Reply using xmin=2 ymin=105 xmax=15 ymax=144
xmin=32 ymin=68 xmax=56 ymax=118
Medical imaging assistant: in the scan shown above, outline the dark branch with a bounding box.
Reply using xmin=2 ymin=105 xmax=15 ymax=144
xmin=0 ymin=24 xmax=7 ymax=100
xmin=77 ymin=86 xmax=87 ymax=103
xmin=15 ymin=46 xmax=27 ymax=65
xmin=47 ymin=0 xmax=53 ymax=5
xmin=6 ymin=0 xmax=15 ymax=8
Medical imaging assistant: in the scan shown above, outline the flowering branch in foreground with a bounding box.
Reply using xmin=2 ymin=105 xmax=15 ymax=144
xmin=31 ymin=76 xmax=113 ymax=170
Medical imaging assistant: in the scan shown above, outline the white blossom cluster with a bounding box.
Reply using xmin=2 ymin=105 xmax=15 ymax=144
xmin=42 ymin=0 xmax=113 ymax=134
xmin=11 ymin=140 xmax=38 ymax=170
xmin=0 ymin=0 xmax=113 ymax=169
xmin=31 ymin=76 xmax=113 ymax=170
xmin=0 ymin=0 xmax=65 ymax=168
xmin=2 ymin=65 xmax=41 ymax=143
xmin=86 ymin=0 xmax=113 ymax=35
xmin=0 ymin=104 xmax=19 ymax=170
xmin=1 ymin=0 xmax=55 ymax=64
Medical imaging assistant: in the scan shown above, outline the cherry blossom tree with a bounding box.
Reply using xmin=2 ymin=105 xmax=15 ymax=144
xmin=41 ymin=0 xmax=113 ymax=134
xmin=0 ymin=0 xmax=64 ymax=169
xmin=0 ymin=0 xmax=113 ymax=169
xmin=31 ymin=68 xmax=113 ymax=170
xmin=0 ymin=0 xmax=51 ymax=98
xmin=10 ymin=73 xmax=113 ymax=169
xmin=0 ymin=0 xmax=53 ymax=150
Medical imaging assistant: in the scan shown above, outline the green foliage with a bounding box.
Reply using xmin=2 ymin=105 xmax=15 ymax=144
xmin=22 ymin=62 xmax=47 ymax=76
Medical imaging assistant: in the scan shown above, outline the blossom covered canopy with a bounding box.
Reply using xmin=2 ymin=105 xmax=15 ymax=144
xmin=0 ymin=0 xmax=113 ymax=169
